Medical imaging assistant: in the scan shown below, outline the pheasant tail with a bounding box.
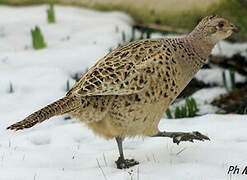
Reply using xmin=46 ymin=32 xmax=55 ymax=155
xmin=7 ymin=95 xmax=81 ymax=131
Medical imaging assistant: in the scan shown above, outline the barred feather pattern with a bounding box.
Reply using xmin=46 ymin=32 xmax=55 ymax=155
xmin=7 ymin=95 xmax=81 ymax=131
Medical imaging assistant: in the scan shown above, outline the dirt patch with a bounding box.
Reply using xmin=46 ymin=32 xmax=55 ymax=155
xmin=212 ymin=87 xmax=247 ymax=114
xmin=178 ymin=78 xmax=217 ymax=99
xmin=209 ymin=53 xmax=247 ymax=76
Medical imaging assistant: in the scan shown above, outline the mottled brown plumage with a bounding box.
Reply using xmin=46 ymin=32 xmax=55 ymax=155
xmin=7 ymin=15 xmax=239 ymax=169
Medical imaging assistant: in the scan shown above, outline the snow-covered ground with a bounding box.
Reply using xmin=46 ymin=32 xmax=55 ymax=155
xmin=1 ymin=5 xmax=247 ymax=180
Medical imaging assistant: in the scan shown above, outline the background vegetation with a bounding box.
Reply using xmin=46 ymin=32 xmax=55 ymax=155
xmin=1 ymin=0 xmax=247 ymax=41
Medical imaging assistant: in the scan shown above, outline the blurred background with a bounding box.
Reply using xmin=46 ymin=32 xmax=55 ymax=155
xmin=1 ymin=1 xmax=247 ymax=180
xmin=2 ymin=0 xmax=247 ymax=41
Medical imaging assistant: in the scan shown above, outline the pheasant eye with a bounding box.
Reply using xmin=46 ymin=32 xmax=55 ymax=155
xmin=218 ymin=21 xmax=224 ymax=28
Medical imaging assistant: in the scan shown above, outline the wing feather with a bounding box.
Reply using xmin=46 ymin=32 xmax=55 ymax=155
xmin=67 ymin=39 xmax=171 ymax=96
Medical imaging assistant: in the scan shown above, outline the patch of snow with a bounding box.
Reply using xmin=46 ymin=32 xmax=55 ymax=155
xmin=212 ymin=40 xmax=247 ymax=57
xmin=195 ymin=68 xmax=246 ymax=86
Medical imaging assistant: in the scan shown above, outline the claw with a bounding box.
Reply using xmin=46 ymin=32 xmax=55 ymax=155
xmin=115 ymin=157 xmax=139 ymax=169
xmin=172 ymin=131 xmax=210 ymax=145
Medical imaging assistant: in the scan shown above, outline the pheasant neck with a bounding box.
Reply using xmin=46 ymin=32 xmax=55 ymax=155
xmin=186 ymin=30 xmax=216 ymax=61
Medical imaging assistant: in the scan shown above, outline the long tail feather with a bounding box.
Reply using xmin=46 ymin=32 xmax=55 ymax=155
xmin=7 ymin=95 xmax=81 ymax=131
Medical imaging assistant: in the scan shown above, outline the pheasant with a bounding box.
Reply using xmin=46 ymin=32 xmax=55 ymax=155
xmin=7 ymin=15 xmax=239 ymax=169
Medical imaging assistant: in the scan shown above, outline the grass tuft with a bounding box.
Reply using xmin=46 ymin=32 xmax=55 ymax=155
xmin=31 ymin=26 xmax=47 ymax=50
xmin=8 ymin=82 xmax=14 ymax=93
xmin=47 ymin=3 xmax=56 ymax=24
xmin=66 ymin=80 xmax=70 ymax=92
xmin=166 ymin=97 xmax=199 ymax=119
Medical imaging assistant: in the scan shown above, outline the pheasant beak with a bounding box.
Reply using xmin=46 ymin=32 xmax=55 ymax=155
xmin=230 ymin=23 xmax=240 ymax=33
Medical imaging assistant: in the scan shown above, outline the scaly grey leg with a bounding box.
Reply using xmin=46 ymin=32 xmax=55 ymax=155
xmin=115 ymin=137 xmax=139 ymax=169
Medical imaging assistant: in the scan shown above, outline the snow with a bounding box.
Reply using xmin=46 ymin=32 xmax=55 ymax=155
xmin=195 ymin=68 xmax=246 ymax=86
xmin=1 ymin=5 xmax=247 ymax=180
xmin=212 ymin=40 xmax=247 ymax=57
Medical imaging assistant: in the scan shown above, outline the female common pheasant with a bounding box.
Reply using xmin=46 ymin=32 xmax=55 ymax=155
xmin=7 ymin=15 xmax=239 ymax=169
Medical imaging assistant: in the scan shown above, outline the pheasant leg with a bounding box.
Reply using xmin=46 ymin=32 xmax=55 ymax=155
xmin=115 ymin=137 xmax=139 ymax=169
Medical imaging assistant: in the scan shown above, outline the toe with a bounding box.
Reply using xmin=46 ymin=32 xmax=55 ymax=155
xmin=115 ymin=158 xmax=139 ymax=169
xmin=194 ymin=131 xmax=210 ymax=140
